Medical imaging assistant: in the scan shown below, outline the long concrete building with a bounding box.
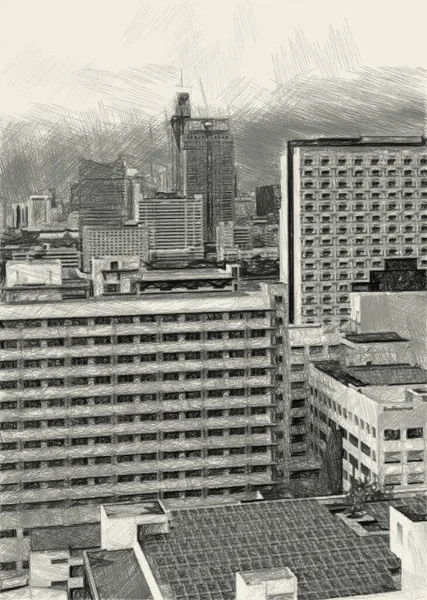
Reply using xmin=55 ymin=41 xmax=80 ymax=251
xmin=0 ymin=283 xmax=288 ymax=578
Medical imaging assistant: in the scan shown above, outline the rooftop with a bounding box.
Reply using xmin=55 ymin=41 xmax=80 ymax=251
xmin=31 ymin=522 xmax=100 ymax=552
xmin=289 ymin=136 xmax=426 ymax=148
xmin=86 ymin=549 xmax=152 ymax=600
xmin=141 ymin=268 xmax=233 ymax=282
xmin=104 ymin=500 xmax=165 ymax=519
xmin=0 ymin=290 xmax=268 ymax=318
xmin=314 ymin=361 xmax=427 ymax=388
xmin=142 ymin=498 xmax=400 ymax=600
xmin=345 ymin=332 xmax=408 ymax=344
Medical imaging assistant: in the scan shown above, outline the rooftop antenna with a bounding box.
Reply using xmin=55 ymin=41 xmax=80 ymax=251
xmin=198 ymin=77 xmax=209 ymax=115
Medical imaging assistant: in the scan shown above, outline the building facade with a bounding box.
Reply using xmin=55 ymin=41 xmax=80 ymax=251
xmin=307 ymin=350 xmax=427 ymax=492
xmin=0 ymin=284 xmax=288 ymax=576
xmin=138 ymin=195 xmax=203 ymax=263
xmin=171 ymin=94 xmax=235 ymax=246
xmin=281 ymin=137 xmax=427 ymax=325
xmin=81 ymin=225 xmax=149 ymax=273
xmin=74 ymin=157 xmax=141 ymax=230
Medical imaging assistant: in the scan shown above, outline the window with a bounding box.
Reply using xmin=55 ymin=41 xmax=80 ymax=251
xmin=407 ymin=450 xmax=424 ymax=462
xmin=384 ymin=429 xmax=400 ymax=441
xmin=384 ymin=452 xmax=401 ymax=464
xmin=407 ymin=427 xmax=423 ymax=439
xmin=407 ymin=473 xmax=424 ymax=485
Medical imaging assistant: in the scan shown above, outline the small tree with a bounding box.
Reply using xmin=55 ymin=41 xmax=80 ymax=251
xmin=346 ymin=479 xmax=391 ymax=518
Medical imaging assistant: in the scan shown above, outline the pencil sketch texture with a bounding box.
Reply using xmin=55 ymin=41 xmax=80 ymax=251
xmin=0 ymin=1 xmax=426 ymax=599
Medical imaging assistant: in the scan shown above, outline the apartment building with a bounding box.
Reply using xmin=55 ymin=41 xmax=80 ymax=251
xmin=138 ymin=195 xmax=204 ymax=263
xmin=307 ymin=338 xmax=427 ymax=492
xmin=0 ymin=284 xmax=287 ymax=577
xmin=81 ymin=225 xmax=149 ymax=273
xmin=281 ymin=137 xmax=427 ymax=325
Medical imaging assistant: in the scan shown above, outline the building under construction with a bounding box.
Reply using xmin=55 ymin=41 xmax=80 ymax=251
xmin=170 ymin=93 xmax=235 ymax=248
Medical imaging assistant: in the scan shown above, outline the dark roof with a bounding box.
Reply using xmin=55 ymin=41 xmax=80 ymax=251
xmin=31 ymin=522 xmax=100 ymax=552
xmin=345 ymin=332 xmax=409 ymax=344
xmin=142 ymin=498 xmax=400 ymax=600
xmin=314 ymin=361 xmax=427 ymax=387
xmin=359 ymin=495 xmax=427 ymax=528
xmin=86 ymin=549 xmax=152 ymax=600
xmin=289 ymin=136 xmax=426 ymax=148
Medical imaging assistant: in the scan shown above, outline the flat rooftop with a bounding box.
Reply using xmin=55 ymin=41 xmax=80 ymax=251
xmin=104 ymin=500 xmax=165 ymax=519
xmin=86 ymin=549 xmax=152 ymax=600
xmin=289 ymin=136 xmax=426 ymax=148
xmin=142 ymin=498 xmax=400 ymax=600
xmin=0 ymin=290 xmax=269 ymax=317
xmin=141 ymin=268 xmax=232 ymax=281
xmin=31 ymin=522 xmax=100 ymax=552
xmin=345 ymin=332 xmax=408 ymax=344
xmin=314 ymin=361 xmax=427 ymax=388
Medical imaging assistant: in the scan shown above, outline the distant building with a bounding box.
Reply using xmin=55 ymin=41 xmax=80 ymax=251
xmin=256 ymin=184 xmax=281 ymax=217
xmin=281 ymin=137 xmax=427 ymax=326
xmin=81 ymin=225 xmax=149 ymax=272
xmin=28 ymin=195 xmax=51 ymax=228
xmin=7 ymin=202 xmax=28 ymax=228
xmin=138 ymin=195 xmax=203 ymax=263
xmin=171 ymin=93 xmax=235 ymax=245
xmin=10 ymin=244 xmax=80 ymax=270
xmin=73 ymin=157 xmax=142 ymax=229
xmin=234 ymin=193 xmax=256 ymax=222
xmin=92 ymin=256 xmax=142 ymax=297
xmin=2 ymin=259 xmax=89 ymax=303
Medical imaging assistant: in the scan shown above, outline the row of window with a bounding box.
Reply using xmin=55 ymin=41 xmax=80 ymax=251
xmin=1 ymin=483 xmax=265 ymax=513
xmin=0 ymin=407 xmax=269 ymax=431
xmin=384 ymin=450 xmax=424 ymax=463
xmin=302 ymin=157 xmax=427 ymax=166
xmin=383 ymin=428 xmax=424 ymax=441
xmin=0 ymin=367 xmax=271 ymax=390
xmin=0 ymin=311 xmax=269 ymax=329
xmin=1 ymin=465 xmax=272 ymax=491
xmin=303 ymin=191 xmax=427 ymax=201
xmin=303 ymin=179 xmax=427 ymax=189
xmin=0 ymin=349 xmax=268 ymax=370
xmin=0 ymin=446 xmax=270 ymax=474
xmin=303 ymin=169 xmax=427 ymax=178
xmin=310 ymin=393 xmax=377 ymax=438
xmin=0 ymin=426 xmax=271 ymax=461
xmin=0 ymin=387 xmax=271 ymax=412
xmin=0 ymin=329 xmax=269 ymax=349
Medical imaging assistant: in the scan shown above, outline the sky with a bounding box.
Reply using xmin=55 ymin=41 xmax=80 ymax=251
xmin=1 ymin=0 xmax=427 ymax=199
xmin=0 ymin=0 xmax=426 ymax=120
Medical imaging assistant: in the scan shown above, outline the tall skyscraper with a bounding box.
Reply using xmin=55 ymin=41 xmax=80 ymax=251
xmin=74 ymin=157 xmax=141 ymax=229
xmin=281 ymin=137 xmax=427 ymax=326
xmin=171 ymin=93 xmax=235 ymax=245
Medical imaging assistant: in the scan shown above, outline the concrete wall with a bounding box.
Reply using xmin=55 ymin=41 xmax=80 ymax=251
xmin=351 ymin=292 xmax=427 ymax=369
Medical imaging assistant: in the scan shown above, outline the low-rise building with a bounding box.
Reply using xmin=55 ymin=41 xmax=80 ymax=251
xmin=307 ymin=342 xmax=427 ymax=491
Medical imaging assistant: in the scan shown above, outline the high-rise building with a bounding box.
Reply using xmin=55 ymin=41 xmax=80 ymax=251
xmin=81 ymin=225 xmax=149 ymax=272
xmin=281 ymin=137 xmax=427 ymax=326
xmin=138 ymin=194 xmax=204 ymax=263
xmin=0 ymin=283 xmax=287 ymax=576
xmin=171 ymin=93 xmax=235 ymax=245
xmin=74 ymin=157 xmax=142 ymax=229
